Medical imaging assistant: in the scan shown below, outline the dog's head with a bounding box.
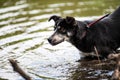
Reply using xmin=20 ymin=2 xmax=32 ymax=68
xmin=48 ymin=15 xmax=87 ymax=46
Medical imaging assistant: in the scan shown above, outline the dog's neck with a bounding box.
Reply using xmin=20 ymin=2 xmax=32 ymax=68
xmin=69 ymin=21 xmax=94 ymax=53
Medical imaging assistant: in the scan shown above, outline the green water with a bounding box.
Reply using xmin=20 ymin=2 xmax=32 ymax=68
xmin=0 ymin=0 xmax=120 ymax=80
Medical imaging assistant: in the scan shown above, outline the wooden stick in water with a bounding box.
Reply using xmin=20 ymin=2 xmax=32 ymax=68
xmin=94 ymin=46 xmax=101 ymax=63
xmin=9 ymin=59 xmax=32 ymax=80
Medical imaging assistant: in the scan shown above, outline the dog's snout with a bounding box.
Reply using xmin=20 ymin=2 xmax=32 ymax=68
xmin=48 ymin=38 xmax=56 ymax=45
xmin=48 ymin=33 xmax=65 ymax=45
xmin=48 ymin=38 xmax=52 ymax=43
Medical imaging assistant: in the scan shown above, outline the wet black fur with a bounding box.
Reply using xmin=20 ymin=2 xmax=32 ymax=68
xmin=48 ymin=6 xmax=120 ymax=59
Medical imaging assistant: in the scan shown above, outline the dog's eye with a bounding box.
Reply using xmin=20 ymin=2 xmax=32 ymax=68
xmin=58 ymin=28 xmax=66 ymax=34
xmin=61 ymin=30 xmax=66 ymax=34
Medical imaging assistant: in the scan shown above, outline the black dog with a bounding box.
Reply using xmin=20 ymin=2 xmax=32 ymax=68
xmin=48 ymin=6 xmax=120 ymax=59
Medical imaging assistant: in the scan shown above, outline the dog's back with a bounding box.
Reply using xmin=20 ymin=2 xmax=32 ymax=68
xmin=109 ymin=6 xmax=120 ymax=19
xmin=77 ymin=6 xmax=120 ymax=58
xmin=100 ymin=6 xmax=120 ymax=47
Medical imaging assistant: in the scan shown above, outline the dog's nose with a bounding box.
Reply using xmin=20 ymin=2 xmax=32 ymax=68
xmin=48 ymin=38 xmax=52 ymax=43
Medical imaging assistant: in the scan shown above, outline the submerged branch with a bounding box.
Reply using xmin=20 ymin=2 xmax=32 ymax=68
xmin=108 ymin=54 xmax=120 ymax=80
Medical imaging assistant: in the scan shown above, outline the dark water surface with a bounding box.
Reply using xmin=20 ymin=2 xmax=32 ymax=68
xmin=0 ymin=0 xmax=120 ymax=80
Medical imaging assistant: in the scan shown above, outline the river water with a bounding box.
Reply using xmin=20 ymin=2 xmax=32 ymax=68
xmin=0 ymin=0 xmax=120 ymax=80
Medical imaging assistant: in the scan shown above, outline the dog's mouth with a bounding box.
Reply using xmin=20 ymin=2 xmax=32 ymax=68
xmin=48 ymin=38 xmax=64 ymax=46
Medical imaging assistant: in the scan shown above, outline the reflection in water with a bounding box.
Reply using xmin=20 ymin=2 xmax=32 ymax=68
xmin=70 ymin=60 xmax=115 ymax=80
xmin=0 ymin=0 xmax=120 ymax=80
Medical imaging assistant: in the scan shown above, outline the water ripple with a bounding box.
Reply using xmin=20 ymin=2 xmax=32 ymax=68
xmin=0 ymin=4 xmax=28 ymax=14
xmin=0 ymin=0 xmax=119 ymax=80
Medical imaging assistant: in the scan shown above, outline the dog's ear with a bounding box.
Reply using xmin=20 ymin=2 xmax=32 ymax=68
xmin=80 ymin=31 xmax=87 ymax=39
xmin=65 ymin=16 xmax=77 ymax=26
xmin=80 ymin=26 xmax=88 ymax=39
xmin=77 ymin=23 xmax=88 ymax=39
xmin=48 ymin=15 xmax=61 ymax=22
xmin=76 ymin=30 xmax=87 ymax=39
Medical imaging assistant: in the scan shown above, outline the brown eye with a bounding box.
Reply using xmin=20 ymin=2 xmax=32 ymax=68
xmin=61 ymin=28 xmax=66 ymax=32
xmin=60 ymin=28 xmax=66 ymax=34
